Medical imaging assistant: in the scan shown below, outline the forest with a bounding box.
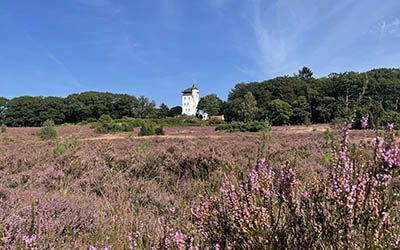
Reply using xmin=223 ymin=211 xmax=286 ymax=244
xmin=1 ymin=67 xmax=400 ymax=128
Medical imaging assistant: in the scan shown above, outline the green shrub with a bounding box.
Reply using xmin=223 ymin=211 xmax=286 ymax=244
xmin=208 ymin=118 xmax=226 ymax=126
xmin=1 ymin=124 xmax=6 ymax=133
xmin=381 ymin=111 xmax=400 ymax=130
xmin=138 ymin=122 xmax=156 ymax=136
xmin=93 ymin=115 xmax=135 ymax=133
xmin=53 ymin=136 xmax=81 ymax=156
xmin=155 ymin=126 xmax=165 ymax=135
xmin=37 ymin=120 xmax=58 ymax=141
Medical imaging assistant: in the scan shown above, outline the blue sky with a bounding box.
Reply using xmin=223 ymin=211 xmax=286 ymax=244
xmin=1 ymin=0 xmax=399 ymax=106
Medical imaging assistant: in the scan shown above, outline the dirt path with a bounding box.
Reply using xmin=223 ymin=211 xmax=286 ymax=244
xmin=81 ymin=134 xmax=228 ymax=141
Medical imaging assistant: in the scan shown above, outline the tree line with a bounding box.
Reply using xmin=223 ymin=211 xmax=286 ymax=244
xmin=1 ymin=67 xmax=400 ymax=127
xmin=0 ymin=92 xmax=182 ymax=127
xmin=198 ymin=67 xmax=400 ymax=128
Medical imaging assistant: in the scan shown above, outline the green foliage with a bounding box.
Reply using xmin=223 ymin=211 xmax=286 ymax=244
xmin=167 ymin=106 xmax=182 ymax=117
xmin=2 ymin=136 xmax=18 ymax=144
xmin=155 ymin=126 xmax=165 ymax=135
xmin=133 ymin=96 xmax=157 ymax=118
xmin=215 ymin=120 xmax=271 ymax=132
xmin=208 ymin=118 xmax=226 ymax=126
xmin=197 ymin=94 xmax=224 ymax=116
xmin=224 ymin=68 xmax=400 ymax=125
xmin=137 ymin=121 xmax=165 ymax=136
xmin=157 ymin=103 xmax=170 ymax=118
xmin=37 ymin=120 xmax=58 ymax=141
xmin=0 ymin=124 xmax=6 ymax=133
xmin=267 ymin=99 xmax=293 ymax=125
xmin=235 ymin=92 xmax=260 ymax=122
xmin=53 ymin=136 xmax=81 ymax=156
xmin=296 ymin=66 xmax=313 ymax=79
xmin=93 ymin=115 xmax=135 ymax=133
xmin=138 ymin=122 xmax=155 ymax=136
xmin=381 ymin=111 xmax=400 ymax=130
xmin=65 ymin=92 xmax=137 ymax=123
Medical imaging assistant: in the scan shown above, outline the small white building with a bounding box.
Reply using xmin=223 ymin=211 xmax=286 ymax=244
xmin=181 ymin=84 xmax=199 ymax=116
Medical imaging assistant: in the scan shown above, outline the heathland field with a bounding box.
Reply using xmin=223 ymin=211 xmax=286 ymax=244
xmin=0 ymin=125 xmax=399 ymax=249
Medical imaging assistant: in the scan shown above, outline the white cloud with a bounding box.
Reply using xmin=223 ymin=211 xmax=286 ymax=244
xmin=375 ymin=18 xmax=400 ymax=37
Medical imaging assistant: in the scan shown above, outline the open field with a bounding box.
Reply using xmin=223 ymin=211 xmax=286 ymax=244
xmin=0 ymin=125 xmax=399 ymax=249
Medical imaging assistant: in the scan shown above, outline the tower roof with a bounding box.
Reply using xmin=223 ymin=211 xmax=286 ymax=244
xmin=181 ymin=83 xmax=198 ymax=94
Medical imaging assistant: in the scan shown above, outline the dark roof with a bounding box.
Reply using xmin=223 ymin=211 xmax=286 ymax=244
xmin=181 ymin=84 xmax=198 ymax=94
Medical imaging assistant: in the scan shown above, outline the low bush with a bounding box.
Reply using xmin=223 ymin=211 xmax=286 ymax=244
xmin=215 ymin=120 xmax=271 ymax=132
xmin=37 ymin=120 xmax=58 ymax=141
xmin=93 ymin=115 xmax=135 ymax=133
xmin=155 ymin=126 xmax=165 ymax=135
xmin=53 ymin=136 xmax=81 ymax=156
xmin=138 ymin=122 xmax=155 ymax=136
xmin=137 ymin=122 xmax=164 ymax=136
xmin=208 ymin=118 xmax=226 ymax=126
xmin=1 ymin=124 xmax=6 ymax=133
xmin=381 ymin=111 xmax=400 ymax=130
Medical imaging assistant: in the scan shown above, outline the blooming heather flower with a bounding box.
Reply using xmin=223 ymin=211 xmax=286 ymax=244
xmin=175 ymin=231 xmax=185 ymax=249
xmin=128 ymin=233 xmax=134 ymax=250
xmin=361 ymin=116 xmax=368 ymax=129
xmin=386 ymin=123 xmax=394 ymax=131
xmin=22 ymin=235 xmax=38 ymax=249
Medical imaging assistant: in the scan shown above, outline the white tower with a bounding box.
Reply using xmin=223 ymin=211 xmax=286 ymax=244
xmin=181 ymin=84 xmax=199 ymax=116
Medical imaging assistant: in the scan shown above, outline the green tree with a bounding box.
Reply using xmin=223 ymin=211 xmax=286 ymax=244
xmin=157 ymin=103 xmax=170 ymax=118
xmin=197 ymin=94 xmax=223 ymax=116
xmin=291 ymin=96 xmax=311 ymax=124
xmin=236 ymin=92 xmax=260 ymax=122
xmin=168 ymin=106 xmax=182 ymax=117
xmin=133 ymin=96 xmax=156 ymax=118
xmin=297 ymin=66 xmax=313 ymax=79
xmin=268 ymin=99 xmax=293 ymax=125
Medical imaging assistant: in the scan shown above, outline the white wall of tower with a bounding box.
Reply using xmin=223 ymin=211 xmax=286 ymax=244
xmin=182 ymin=89 xmax=199 ymax=116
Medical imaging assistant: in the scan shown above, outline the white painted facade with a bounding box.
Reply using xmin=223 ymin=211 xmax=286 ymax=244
xmin=181 ymin=84 xmax=199 ymax=116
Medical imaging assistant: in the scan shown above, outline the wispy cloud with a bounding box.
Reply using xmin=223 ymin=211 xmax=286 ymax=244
xmin=248 ymin=0 xmax=303 ymax=77
xmin=237 ymin=0 xmax=400 ymax=79
xmin=375 ymin=18 xmax=400 ymax=37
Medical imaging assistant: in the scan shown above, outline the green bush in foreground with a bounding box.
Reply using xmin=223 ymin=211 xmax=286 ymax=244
xmin=37 ymin=120 xmax=58 ymax=141
xmin=53 ymin=136 xmax=81 ymax=156
xmin=93 ymin=115 xmax=135 ymax=133
xmin=138 ymin=122 xmax=165 ymax=136
xmin=0 ymin=124 xmax=6 ymax=133
xmin=215 ymin=120 xmax=271 ymax=132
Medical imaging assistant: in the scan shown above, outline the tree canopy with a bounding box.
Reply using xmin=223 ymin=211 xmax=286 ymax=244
xmin=197 ymin=94 xmax=223 ymax=116
xmin=224 ymin=68 xmax=400 ymax=127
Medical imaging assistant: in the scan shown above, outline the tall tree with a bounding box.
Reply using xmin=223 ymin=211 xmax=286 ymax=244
xmin=197 ymin=94 xmax=223 ymax=116
xmin=297 ymin=67 xmax=313 ymax=79
xmin=236 ymin=92 xmax=260 ymax=122
xmin=157 ymin=103 xmax=170 ymax=118
xmin=267 ymin=99 xmax=293 ymax=125
xmin=168 ymin=106 xmax=182 ymax=117
xmin=133 ymin=96 xmax=156 ymax=118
